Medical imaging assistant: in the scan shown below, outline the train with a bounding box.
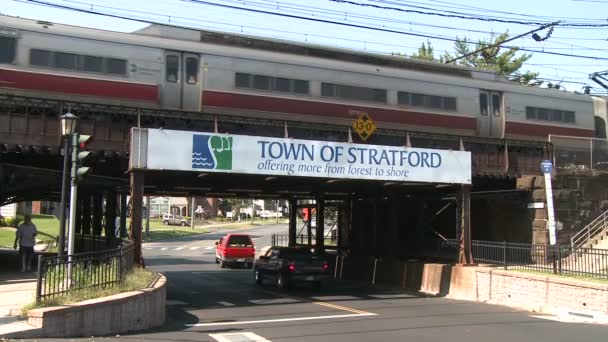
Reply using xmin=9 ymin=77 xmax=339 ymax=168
xmin=1 ymin=14 xmax=606 ymax=142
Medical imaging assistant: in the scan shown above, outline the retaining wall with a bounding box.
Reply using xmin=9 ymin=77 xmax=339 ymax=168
xmin=22 ymin=274 xmax=166 ymax=338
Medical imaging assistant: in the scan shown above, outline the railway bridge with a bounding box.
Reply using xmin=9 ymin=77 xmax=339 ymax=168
xmin=0 ymin=93 xmax=552 ymax=263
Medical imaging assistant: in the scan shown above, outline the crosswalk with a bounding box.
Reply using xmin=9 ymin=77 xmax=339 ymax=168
xmin=143 ymin=245 xmax=270 ymax=252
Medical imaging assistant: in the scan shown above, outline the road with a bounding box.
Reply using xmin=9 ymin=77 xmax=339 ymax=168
xmin=40 ymin=224 xmax=608 ymax=341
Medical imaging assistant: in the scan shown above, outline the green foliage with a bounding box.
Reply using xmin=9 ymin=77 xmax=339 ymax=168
xmin=407 ymin=32 xmax=539 ymax=86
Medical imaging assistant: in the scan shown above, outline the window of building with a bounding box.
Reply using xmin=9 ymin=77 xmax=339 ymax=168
xmin=0 ymin=37 xmax=16 ymax=64
xmin=30 ymin=49 xmax=52 ymax=67
xmin=398 ymin=92 xmax=458 ymax=111
xmin=322 ymin=83 xmax=386 ymax=103
xmin=166 ymin=55 xmax=179 ymax=82
xmin=526 ymin=106 xmax=576 ymax=124
xmin=185 ymin=57 xmax=199 ymax=84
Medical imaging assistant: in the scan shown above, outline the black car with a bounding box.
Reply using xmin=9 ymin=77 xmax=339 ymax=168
xmin=254 ymin=247 xmax=330 ymax=289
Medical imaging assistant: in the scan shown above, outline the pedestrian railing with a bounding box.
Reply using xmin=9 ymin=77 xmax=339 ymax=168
xmin=271 ymin=234 xmax=338 ymax=247
xmin=36 ymin=237 xmax=134 ymax=302
xmin=442 ymin=239 xmax=608 ymax=279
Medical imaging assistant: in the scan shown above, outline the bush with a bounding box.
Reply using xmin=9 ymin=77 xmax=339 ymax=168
xmin=3 ymin=216 xmax=22 ymax=228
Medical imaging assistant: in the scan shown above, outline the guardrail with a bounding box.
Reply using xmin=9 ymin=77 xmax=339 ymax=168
xmin=36 ymin=237 xmax=134 ymax=302
xmin=442 ymin=239 xmax=608 ymax=279
xmin=271 ymin=234 xmax=338 ymax=247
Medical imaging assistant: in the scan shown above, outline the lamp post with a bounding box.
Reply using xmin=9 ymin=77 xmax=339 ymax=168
xmin=58 ymin=113 xmax=78 ymax=256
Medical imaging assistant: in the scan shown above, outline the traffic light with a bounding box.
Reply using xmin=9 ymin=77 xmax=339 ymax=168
xmin=74 ymin=134 xmax=94 ymax=181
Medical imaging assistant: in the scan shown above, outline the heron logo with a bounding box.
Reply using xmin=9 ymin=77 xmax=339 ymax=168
xmin=192 ymin=135 xmax=233 ymax=170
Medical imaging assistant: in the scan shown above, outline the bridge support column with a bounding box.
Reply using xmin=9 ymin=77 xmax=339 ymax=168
xmin=288 ymin=198 xmax=297 ymax=247
xmin=119 ymin=191 xmax=128 ymax=238
xmin=130 ymin=171 xmax=144 ymax=266
xmin=92 ymin=193 xmax=103 ymax=236
xmin=458 ymin=185 xmax=473 ymax=264
xmin=315 ymin=196 xmax=325 ymax=254
xmin=81 ymin=192 xmax=91 ymax=235
xmin=104 ymin=190 xmax=117 ymax=244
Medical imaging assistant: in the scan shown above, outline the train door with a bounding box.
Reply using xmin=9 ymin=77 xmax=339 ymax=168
xmin=478 ymin=91 xmax=505 ymax=138
xmin=161 ymin=51 xmax=202 ymax=110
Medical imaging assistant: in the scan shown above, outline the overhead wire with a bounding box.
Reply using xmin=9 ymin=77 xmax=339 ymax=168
xmin=12 ymin=0 xmax=604 ymax=87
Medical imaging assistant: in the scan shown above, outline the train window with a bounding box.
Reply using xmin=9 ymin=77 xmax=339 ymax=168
xmin=430 ymin=96 xmax=442 ymax=109
xmin=321 ymin=83 xmax=335 ymax=97
xmin=253 ymin=75 xmax=270 ymax=90
xmin=106 ymin=58 xmax=127 ymax=76
xmin=54 ymin=52 xmax=78 ymax=70
xmin=166 ymin=55 xmax=179 ymax=82
xmin=479 ymin=94 xmax=489 ymax=116
xmin=444 ymin=97 xmax=457 ymax=111
xmin=273 ymin=77 xmax=291 ymax=92
xmin=412 ymin=94 xmax=425 ymax=107
xmin=0 ymin=37 xmax=16 ymax=63
xmin=526 ymin=107 xmax=536 ymax=120
xmin=185 ymin=57 xmax=198 ymax=84
xmin=373 ymin=89 xmax=387 ymax=103
xmin=398 ymin=92 xmax=411 ymax=105
xmin=83 ymin=56 xmax=104 ymax=73
xmin=293 ymin=80 xmax=309 ymax=94
xmin=526 ymin=106 xmax=576 ymax=124
xmin=30 ymin=49 xmax=52 ymax=67
xmin=235 ymin=73 xmax=251 ymax=88
xmin=492 ymin=94 xmax=501 ymax=117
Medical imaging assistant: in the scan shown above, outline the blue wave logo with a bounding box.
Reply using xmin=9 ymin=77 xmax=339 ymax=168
xmin=192 ymin=134 xmax=232 ymax=170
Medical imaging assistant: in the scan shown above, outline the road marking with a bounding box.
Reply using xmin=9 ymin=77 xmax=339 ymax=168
xmin=175 ymin=247 xmax=184 ymax=251
xmin=209 ymin=332 xmax=271 ymax=342
xmin=205 ymin=246 xmax=214 ymax=250
xmin=248 ymin=298 xmax=300 ymax=305
xmin=217 ymin=301 xmax=235 ymax=306
xmin=160 ymin=247 xmax=168 ymax=251
xmin=190 ymin=247 xmax=200 ymax=250
xmin=186 ymin=312 xmax=376 ymax=327
xmin=313 ymin=301 xmax=371 ymax=315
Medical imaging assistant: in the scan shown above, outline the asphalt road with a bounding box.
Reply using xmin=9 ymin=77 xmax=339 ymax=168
xmin=37 ymin=224 xmax=608 ymax=341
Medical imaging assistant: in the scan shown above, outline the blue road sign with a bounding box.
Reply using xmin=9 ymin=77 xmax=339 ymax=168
xmin=540 ymin=160 xmax=553 ymax=174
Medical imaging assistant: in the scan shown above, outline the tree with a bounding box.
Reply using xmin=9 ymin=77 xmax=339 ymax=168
xmin=409 ymin=33 xmax=540 ymax=86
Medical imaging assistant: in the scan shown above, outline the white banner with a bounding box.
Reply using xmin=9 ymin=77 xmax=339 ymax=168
xmin=145 ymin=129 xmax=471 ymax=184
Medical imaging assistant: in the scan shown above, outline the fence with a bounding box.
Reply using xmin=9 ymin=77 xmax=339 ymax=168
xmin=442 ymin=239 xmax=608 ymax=279
xmin=36 ymin=237 xmax=134 ymax=302
xmin=549 ymin=135 xmax=608 ymax=173
xmin=271 ymin=234 xmax=338 ymax=248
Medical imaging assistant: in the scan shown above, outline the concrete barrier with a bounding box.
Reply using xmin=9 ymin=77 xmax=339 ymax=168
xmin=10 ymin=274 xmax=166 ymax=338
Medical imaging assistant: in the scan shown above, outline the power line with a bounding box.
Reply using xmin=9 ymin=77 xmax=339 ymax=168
xmin=329 ymin=0 xmax=608 ymax=27
xmin=17 ymin=0 xmax=608 ymax=63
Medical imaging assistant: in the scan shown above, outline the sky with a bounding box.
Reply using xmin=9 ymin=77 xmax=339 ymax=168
xmin=2 ymin=0 xmax=608 ymax=93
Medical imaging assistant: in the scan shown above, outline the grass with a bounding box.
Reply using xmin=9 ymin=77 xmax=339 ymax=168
xmin=144 ymin=228 xmax=210 ymax=242
xmin=23 ymin=267 xmax=157 ymax=314
xmin=510 ymin=269 xmax=608 ymax=284
xmin=0 ymin=214 xmax=59 ymax=248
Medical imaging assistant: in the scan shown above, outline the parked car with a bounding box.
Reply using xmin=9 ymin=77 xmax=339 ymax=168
xmin=254 ymin=247 xmax=330 ymax=289
xmin=162 ymin=214 xmax=189 ymax=226
xmin=215 ymin=234 xmax=255 ymax=268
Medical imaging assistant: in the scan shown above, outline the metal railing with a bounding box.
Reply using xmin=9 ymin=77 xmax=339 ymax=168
xmin=570 ymin=209 xmax=608 ymax=249
xmin=549 ymin=135 xmax=608 ymax=173
xmin=271 ymin=234 xmax=338 ymax=247
xmin=442 ymin=239 xmax=608 ymax=279
xmin=36 ymin=238 xmax=134 ymax=302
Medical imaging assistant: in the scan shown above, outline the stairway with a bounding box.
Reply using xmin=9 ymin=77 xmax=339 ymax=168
xmin=570 ymin=209 xmax=608 ymax=250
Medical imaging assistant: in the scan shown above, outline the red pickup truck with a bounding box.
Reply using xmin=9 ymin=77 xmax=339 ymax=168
xmin=215 ymin=234 xmax=255 ymax=268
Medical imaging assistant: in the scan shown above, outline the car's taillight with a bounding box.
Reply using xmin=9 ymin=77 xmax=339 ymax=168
xmin=288 ymin=264 xmax=296 ymax=272
xmin=322 ymin=263 xmax=329 ymax=270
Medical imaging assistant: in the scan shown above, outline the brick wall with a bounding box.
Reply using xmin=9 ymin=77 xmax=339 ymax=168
xmin=449 ymin=267 xmax=608 ymax=315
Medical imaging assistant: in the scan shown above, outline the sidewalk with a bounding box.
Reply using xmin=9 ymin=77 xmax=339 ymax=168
xmin=0 ymin=250 xmax=37 ymax=321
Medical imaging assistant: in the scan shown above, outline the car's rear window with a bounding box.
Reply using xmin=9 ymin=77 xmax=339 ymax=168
xmin=281 ymin=248 xmax=313 ymax=260
xmin=227 ymin=236 xmax=253 ymax=247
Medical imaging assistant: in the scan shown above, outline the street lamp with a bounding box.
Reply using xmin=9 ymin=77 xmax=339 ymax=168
xmin=58 ymin=112 xmax=78 ymax=256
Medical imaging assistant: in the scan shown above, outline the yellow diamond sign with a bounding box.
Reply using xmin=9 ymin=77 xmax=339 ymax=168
xmin=352 ymin=111 xmax=377 ymax=141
